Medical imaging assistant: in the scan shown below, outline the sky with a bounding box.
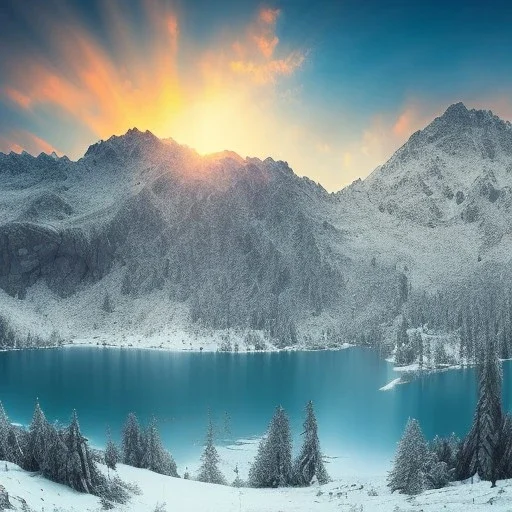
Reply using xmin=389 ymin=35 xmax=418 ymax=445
xmin=1 ymin=0 xmax=512 ymax=191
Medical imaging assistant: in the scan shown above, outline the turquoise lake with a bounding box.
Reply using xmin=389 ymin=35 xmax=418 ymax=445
xmin=0 ymin=347 xmax=511 ymax=476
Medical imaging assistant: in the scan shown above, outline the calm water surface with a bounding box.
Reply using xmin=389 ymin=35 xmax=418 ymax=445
xmin=0 ymin=347 xmax=511 ymax=476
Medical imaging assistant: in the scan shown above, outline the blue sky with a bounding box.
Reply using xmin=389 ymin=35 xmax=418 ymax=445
xmin=1 ymin=0 xmax=511 ymax=190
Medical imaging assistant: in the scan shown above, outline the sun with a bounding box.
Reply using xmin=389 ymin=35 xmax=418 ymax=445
xmin=172 ymin=94 xmax=246 ymax=156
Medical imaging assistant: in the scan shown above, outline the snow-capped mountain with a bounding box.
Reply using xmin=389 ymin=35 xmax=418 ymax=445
xmin=1 ymin=103 xmax=512 ymax=348
xmin=364 ymin=102 xmax=512 ymax=226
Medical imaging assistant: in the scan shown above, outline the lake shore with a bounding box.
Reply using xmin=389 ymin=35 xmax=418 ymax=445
xmin=1 ymin=337 xmax=354 ymax=354
xmin=379 ymin=360 xmax=476 ymax=391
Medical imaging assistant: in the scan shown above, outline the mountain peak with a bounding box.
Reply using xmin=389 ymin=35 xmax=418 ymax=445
xmin=441 ymin=102 xmax=470 ymax=121
xmin=84 ymin=127 xmax=161 ymax=160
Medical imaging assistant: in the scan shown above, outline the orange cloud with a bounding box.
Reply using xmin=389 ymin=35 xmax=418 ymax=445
xmin=393 ymin=109 xmax=415 ymax=137
xmin=259 ymin=8 xmax=280 ymax=24
xmin=0 ymin=131 xmax=60 ymax=155
xmin=4 ymin=87 xmax=32 ymax=109
xmin=2 ymin=3 xmax=305 ymax=156
xmin=2 ymin=0 xmax=182 ymax=142
xmin=228 ymin=7 xmax=305 ymax=84
xmin=0 ymin=136 xmax=23 ymax=154
xmin=254 ymin=34 xmax=279 ymax=59
xmin=28 ymin=133 xmax=60 ymax=155
xmin=230 ymin=51 xmax=305 ymax=84
xmin=338 ymin=103 xmax=440 ymax=185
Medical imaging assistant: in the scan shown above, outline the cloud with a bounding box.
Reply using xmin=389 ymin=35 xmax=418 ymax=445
xmin=0 ymin=131 xmax=61 ymax=155
xmin=338 ymin=103 xmax=439 ymax=184
xmin=339 ymin=97 xmax=512 ymax=186
xmin=392 ymin=108 xmax=416 ymax=137
xmin=1 ymin=3 xmax=306 ymax=157
xmin=230 ymin=51 xmax=305 ymax=84
xmin=259 ymin=8 xmax=280 ymax=25
xmin=228 ymin=7 xmax=305 ymax=84
xmin=4 ymin=87 xmax=32 ymax=109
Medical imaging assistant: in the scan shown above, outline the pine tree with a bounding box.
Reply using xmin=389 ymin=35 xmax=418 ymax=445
xmin=141 ymin=416 xmax=178 ymax=476
xmin=64 ymin=410 xmax=97 ymax=493
xmin=457 ymin=328 xmax=503 ymax=486
xmin=42 ymin=424 xmax=68 ymax=484
xmin=28 ymin=399 xmax=50 ymax=471
xmin=197 ymin=414 xmax=226 ymax=484
xmin=498 ymin=414 xmax=512 ymax=478
xmin=424 ymin=336 xmax=432 ymax=368
xmin=105 ymin=428 xmax=119 ymax=474
xmin=122 ymin=413 xmax=143 ymax=468
xmin=416 ymin=331 xmax=424 ymax=369
xmin=425 ymin=455 xmax=451 ymax=489
xmin=232 ymin=464 xmax=244 ymax=487
xmin=249 ymin=406 xmax=293 ymax=488
xmin=0 ymin=401 xmax=11 ymax=461
xmin=431 ymin=434 xmax=459 ymax=471
xmin=294 ymin=401 xmax=329 ymax=486
xmin=395 ymin=317 xmax=413 ymax=366
xmin=388 ymin=418 xmax=429 ymax=495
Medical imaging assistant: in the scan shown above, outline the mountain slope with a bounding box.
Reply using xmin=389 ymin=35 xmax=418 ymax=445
xmin=2 ymin=104 xmax=512 ymax=348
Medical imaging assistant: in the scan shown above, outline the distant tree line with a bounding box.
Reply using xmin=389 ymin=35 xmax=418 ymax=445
xmin=354 ymin=279 xmax=512 ymax=370
xmin=0 ymin=314 xmax=64 ymax=350
xmin=389 ymin=326 xmax=512 ymax=494
xmin=406 ymin=283 xmax=512 ymax=361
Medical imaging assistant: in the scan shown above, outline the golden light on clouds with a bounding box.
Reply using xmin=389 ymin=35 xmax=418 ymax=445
xmin=1 ymin=1 xmax=306 ymax=159
xmin=0 ymin=130 xmax=61 ymax=156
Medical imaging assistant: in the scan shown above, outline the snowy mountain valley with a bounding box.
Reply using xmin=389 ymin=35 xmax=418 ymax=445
xmin=3 ymin=102 xmax=512 ymax=511
xmin=2 ymin=103 xmax=512 ymax=360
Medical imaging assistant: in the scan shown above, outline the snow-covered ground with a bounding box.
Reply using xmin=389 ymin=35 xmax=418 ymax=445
xmin=1 ymin=430 xmax=508 ymax=511
xmin=379 ymin=377 xmax=402 ymax=391
xmin=0 ymin=282 xmax=355 ymax=353
xmin=1 ymin=460 xmax=511 ymax=511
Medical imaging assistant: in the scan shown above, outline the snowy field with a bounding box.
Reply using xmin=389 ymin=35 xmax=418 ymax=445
xmin=1 ymin=435 xmax=510 ymax=511
xmin=1 ymin=460 xmax=511 ymax=512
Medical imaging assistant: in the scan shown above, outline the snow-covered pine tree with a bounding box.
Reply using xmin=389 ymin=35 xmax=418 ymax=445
xmin=105 ymin=428 xmax=119 ymax=474
xmin=430 ymin=434 xmax=459 ymax=471
xmin=141 ymin=416 xmax=178 ymax=477
xmin=64 ymin=410 xmax=98 ymax=493
xmin=122 ymin=412 xmax=143 ymax=468
xmin=424 ymin=336 xmax=431 ymax=368
xmin=424 ymin=453 xmax=451 ymax=489
xmin=388 ymin=418 xmax=429 ymax=495
xmin=395 ymin=317 xmax=414 ymax=366
xmin=293 ymin=400 xmax=329 ymax=486
xmin=248 ymin=405 xmax=293 ymax=488
xmin=0 ymin=401 xmax=10 ymax=461
xmin=416 ymin=331 xmax=424 ymax=369
xmin=498 ymin=414 xmax=512 ymax=479
xmin=197 ymin=414 xmax=226 ymax=485
xmin=27 ymin=399 xmax=50 ymax=471
xmin=41 ymin=423 xmax=68 ymax=484
xmin=232 ymin=464 xmax=244 ymax=487
xmin=456 ymin=327 xmax=503 ymax=486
